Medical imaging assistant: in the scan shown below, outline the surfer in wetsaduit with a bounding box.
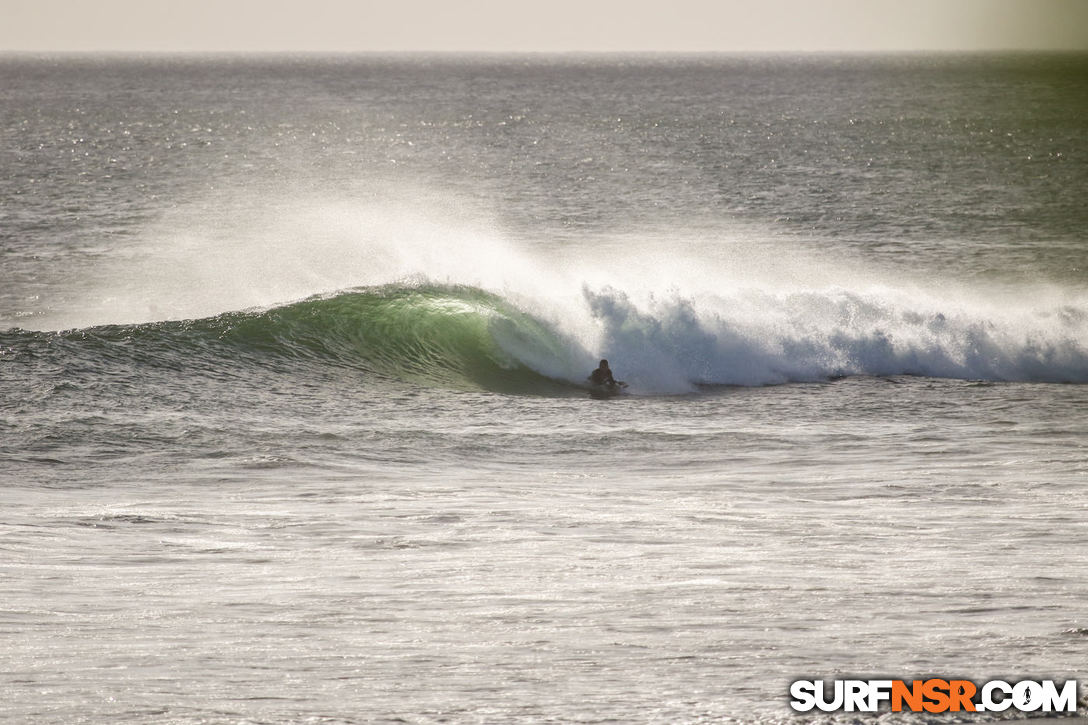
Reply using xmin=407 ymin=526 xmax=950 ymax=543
xmin=589 ymin=359 xmax=616 ymax=386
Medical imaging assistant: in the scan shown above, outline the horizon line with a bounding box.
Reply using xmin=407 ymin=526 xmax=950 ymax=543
xmin=3 ymin=47 xmax=1087 ymax=57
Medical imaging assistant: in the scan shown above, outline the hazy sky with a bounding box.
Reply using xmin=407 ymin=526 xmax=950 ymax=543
xmin=3 ymin=0 xmax=1087 ymax=52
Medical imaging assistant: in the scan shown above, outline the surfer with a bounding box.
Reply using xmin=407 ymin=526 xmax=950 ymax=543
xmin=589 ymin=359 xmax=617 ymax=386
xmin=588 ymin=359 xmax=627 ymax=398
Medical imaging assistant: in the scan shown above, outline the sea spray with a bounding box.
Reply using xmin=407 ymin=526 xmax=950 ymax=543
xmin=15 ymin=189 xmax=1088 ymax=389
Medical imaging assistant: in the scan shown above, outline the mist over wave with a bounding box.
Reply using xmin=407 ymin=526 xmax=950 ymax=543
xmin=17 ymin=190 xmax=1088 ymax=391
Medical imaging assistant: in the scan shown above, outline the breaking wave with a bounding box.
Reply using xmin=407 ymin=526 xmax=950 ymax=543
xmin=6 ymin=279 xmax=1088 ymax=395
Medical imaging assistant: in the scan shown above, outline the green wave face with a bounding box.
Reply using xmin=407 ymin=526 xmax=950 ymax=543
xmin=1 ymin=285 xmax=590 ymax=395
xmin=207 ymin=285 xmax=588 ymax=394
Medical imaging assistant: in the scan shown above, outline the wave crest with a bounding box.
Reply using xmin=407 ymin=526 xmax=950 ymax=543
xmin=7 ymin=281 xmax=1087 ymax=395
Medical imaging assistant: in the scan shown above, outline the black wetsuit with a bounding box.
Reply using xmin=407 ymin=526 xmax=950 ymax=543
xmin=589 ymin=367 xmax=616 ymax=386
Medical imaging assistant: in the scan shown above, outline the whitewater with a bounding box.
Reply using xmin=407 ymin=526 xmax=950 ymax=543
xmin=2 ymin=54 xmax=1087 ymax=724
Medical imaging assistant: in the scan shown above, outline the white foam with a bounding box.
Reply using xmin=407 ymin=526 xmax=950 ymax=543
xmin=581 ymin=283 xmax=1088 ymax=390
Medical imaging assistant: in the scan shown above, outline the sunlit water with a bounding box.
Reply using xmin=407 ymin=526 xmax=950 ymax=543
xmin=1 ymin=54 xmax=1086 ymax=723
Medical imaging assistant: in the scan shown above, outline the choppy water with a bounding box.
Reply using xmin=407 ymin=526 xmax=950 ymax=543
xmin=1 ymin=53 xmax=1087 ymax=723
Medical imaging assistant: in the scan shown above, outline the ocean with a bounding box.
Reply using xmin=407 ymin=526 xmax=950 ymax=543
xmin=1 ymin=53 xmax=1086 ymax=723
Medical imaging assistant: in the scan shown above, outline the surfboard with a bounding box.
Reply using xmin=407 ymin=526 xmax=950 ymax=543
xmin=589 ymin=382 xmax=627 ymax=399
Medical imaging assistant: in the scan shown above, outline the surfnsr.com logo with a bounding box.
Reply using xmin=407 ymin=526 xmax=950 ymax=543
xmin=789 ymin=679 xmax=1079 ymax=713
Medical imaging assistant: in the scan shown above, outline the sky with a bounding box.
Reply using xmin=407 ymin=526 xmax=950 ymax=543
xmin=2 ymin=0 xmax=1087 ymax=53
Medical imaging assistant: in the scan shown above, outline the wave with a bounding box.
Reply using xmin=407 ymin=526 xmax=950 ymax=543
xmin=4 ymin=285 xmax=593 ymax=395
xmin=5 ymin=279 xmax=1088 ymax=395
xmin=7 ymin=191 xmax=1085 ymax=393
